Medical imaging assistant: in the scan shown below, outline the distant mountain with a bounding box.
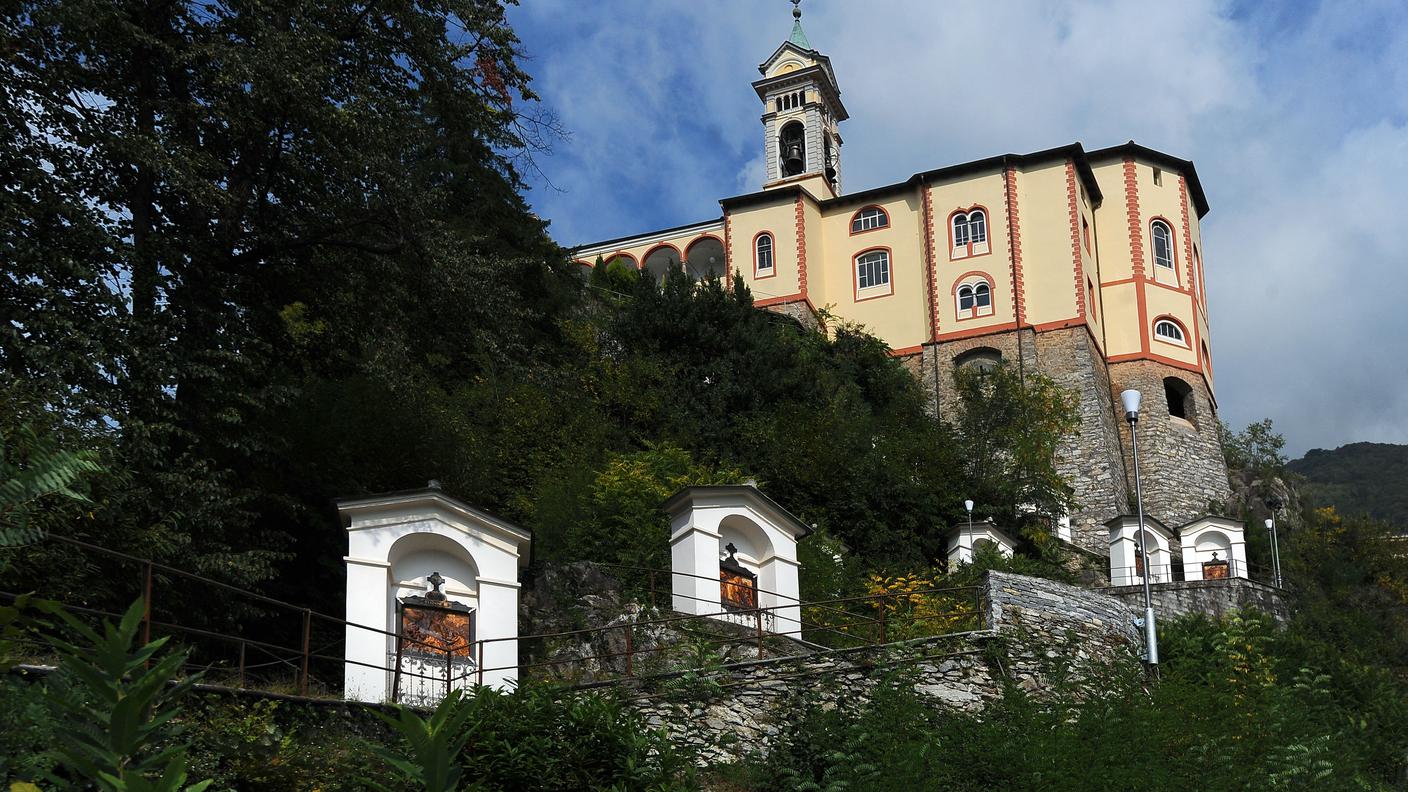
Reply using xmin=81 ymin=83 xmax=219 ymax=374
xmin=1288 ymin=442 xmax=1408 ymax=529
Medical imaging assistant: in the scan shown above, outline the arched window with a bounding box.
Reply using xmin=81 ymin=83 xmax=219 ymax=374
xmin=954 ymin=347 xmax=1002 ymax=372
xmin=1153 ymin=318 xmax=1186 ymax=346
xmin=950 ymin=207 xmax=990 ymax=259
xmin=855 ymin=249 xmax=890 ymax=291
xmin=1151 ymin=220 xmax=1175 ymax=271
xmin=850 ymin=206 xmax=889 ymax=234
xmin=754 ymin=232 xmax=774 ymax=275
xmin=968 ymin=210 xmax=987 ymax=245
xmin=956 ymin=278 xmax=993 ymax=319
xmin=1163 ymin=377 xmax=1194 ymax=423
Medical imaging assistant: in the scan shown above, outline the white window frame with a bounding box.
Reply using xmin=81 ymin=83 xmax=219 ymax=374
xmin=1151 ymin=220 xmax=1175 ymax=274
xmin=755 ymin=233 xmax=774 ymax=274
xmin=855 ymin=250 xmax=891 ymax=293
xmin=851 ymin=207 xmax=889 ymax=234
xmin=1153 ymin=319 xmax=1186 ymax=346
xmin=951 ymin=209 xmax=990 ymax=258
xmin=956 ymin=279 xmax=994 ymax=319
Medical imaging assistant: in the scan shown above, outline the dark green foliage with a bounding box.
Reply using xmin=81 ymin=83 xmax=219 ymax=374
xmin=0 ymin=423 xmax=102 ymax=565
xmin=450 ymin=685 xmax=693 ymax=790
xmin=38 ymin=601 xmax=212 ymax=790
xmin=951 ymin=362 xmax=1079 ymax=528
xmin=1288 ymin=442 xmax=1408 ymax=528
xmin=1223 ymin=417 xmax=1291 ymax=477
xmin=561 ymin=443 xmax=744 ymax=570
xmin=743 ymin=611 xmax=1408 ymax=791
xmin=182 ymin=697 xmax=393 ymax=790
xmin=2 ymin=0 xmax=574 ymax=611
xmin=368 ymin=689 xmax=477 ymax=792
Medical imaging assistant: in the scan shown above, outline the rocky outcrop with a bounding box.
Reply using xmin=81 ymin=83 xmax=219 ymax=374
xmin=519 ymin=562 xmax=810 ymax=684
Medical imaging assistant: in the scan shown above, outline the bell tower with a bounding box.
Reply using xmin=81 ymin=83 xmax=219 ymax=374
xmin=755 ymin=0 xmax=847 ymax=195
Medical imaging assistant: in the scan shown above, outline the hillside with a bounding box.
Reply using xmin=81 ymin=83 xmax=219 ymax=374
xmin=1288 ymin=442 xmax=1408 ymax=529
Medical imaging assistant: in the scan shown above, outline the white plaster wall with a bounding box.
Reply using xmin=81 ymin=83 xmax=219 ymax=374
xmin=341 ymin=498 xmax=527 ymax=701
xmin=1109 ymin=519 xmax=1173 ymax=586
xmin=669 ymin=495 xmax=803 ymax=637
xmin=1180 ymin=520 xmax=1247 ymax=580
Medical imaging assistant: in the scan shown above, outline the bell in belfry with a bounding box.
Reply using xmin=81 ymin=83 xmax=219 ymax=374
xmin=784 ymin=143 xmax=804 ymax=175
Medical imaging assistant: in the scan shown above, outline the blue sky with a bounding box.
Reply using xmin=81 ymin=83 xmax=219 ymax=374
xmin=507 ymin=0 xmax=1408 ymax=457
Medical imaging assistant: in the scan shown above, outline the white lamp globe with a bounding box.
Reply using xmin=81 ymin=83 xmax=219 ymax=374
xmin=964 ymin=499 xmax=974 ymax=512
xmin=1120 ymin=389 xmax=1142 ymax=419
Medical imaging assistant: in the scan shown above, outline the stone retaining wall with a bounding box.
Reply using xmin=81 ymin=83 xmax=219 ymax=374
xmin=1102 ymin=577 xmax=1290 ymax=625
xmin=618 ymin=571 xmax=1142 ymax=764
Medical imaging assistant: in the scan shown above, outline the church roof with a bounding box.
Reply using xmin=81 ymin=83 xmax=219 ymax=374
xmin=788 ymin=18 xmax=811 ymax=50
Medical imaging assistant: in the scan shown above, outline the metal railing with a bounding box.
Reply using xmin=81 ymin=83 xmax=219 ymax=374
xmin=1105 ymin=558 xmax=1280 ymax=588
xmin=4 ymin=534 xmax=987 ymax=705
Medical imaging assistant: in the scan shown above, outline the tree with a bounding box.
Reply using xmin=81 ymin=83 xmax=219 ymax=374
xmin=951 ymin=363 xmax=1079 ymax=528
xmin=3 ymin=0 xmax=573 ymax=598
xmin=1221 ymin=418 xmax=1288 ymax=476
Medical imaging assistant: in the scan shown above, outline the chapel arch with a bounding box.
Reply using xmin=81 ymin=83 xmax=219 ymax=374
xmin=642 ymin=245 xmax=681 ymax=285
xmin=684 ymin=236 xmax=727 ymax=282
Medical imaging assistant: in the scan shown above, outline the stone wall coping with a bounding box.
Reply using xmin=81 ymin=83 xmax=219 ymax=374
xmin=1098 ymin=577 xmax=1284 ymax=595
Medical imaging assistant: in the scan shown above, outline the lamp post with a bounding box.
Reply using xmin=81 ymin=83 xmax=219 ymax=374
xmin=1264 ymin=497 xmax=1284 ymax=588
xmin=1121 ymin=389 xmax=1158 ymax=665
xmin=964 ymin=499 xmax=974 ymax=563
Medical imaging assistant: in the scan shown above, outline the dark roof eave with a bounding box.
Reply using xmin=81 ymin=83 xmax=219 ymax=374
xmin=660 ymin=485 xmax=814 ymax=538
xmin=1086 ymin=141 xmax=1211 ymax=217
xmin=720 ymin=143 xmax=1105 ymax=212
xmin=572 ymin=216 xmax=724 ymax=254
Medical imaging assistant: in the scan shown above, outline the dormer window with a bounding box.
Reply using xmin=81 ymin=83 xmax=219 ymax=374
xmin=850 ymin=206 xmax=889 ymax=234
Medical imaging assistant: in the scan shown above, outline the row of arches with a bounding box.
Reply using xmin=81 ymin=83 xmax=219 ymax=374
xmin=579 ymin=236 xmax=727 ymax=284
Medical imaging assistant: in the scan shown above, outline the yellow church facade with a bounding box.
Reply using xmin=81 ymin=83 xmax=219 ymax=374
xmin=572 ymin=10 xmax=1230 ymax=552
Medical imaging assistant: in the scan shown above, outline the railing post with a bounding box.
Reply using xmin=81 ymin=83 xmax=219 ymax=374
xmin=392 ymin=634 xmax=405 ymax=703
xmin=624 ymin=622 xmax=634 ymax=677
xmin=648 ymin=570 xmax=656 ymax=610
xmin=238 ymin=640 xmax=246 ymax=689
xmin=445 ymin=646 xmax=453 ymax=699
xmin=878 ymin=595 xmax=888 ymax=645
xmin=141 ymin=560 xmax=153 ymax=646
xmin=299 ymin=608 xmax=311 ymax=696
xmin=755 ymin=608 xmax=764 ymax=657
xmin=477 ymin=640 xmax=484 ymax=687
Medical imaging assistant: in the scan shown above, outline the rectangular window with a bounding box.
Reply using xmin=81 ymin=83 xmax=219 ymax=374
xmin=1153 ymin=167 xmax=1163 ymax=186
xmin=1082 ymin=216 xmax=1091 ymax=253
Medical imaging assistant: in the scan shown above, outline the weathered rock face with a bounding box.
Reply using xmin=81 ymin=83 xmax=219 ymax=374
xmin=1225 ymin=470 xmax=1304 ymax=533
xmin=519 ymin=562 xmax=808 ymax=684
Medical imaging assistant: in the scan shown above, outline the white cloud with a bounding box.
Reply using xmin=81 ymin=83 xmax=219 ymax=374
xmin=510 ymin=0 xmax=1408 ymax=455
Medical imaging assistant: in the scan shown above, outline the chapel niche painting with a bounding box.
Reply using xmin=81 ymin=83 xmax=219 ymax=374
xmin=719 ymin=543 xmax=758 ymax=612
xmin=392 ymin=571 xmax=476 ymax=707
xmin=1202 ymin=552 xmax=1230 ymax=580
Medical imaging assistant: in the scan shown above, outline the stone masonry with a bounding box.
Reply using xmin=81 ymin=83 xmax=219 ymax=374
xmin=915 ymin=324 xmax=1234 ymax=556
xmin=1109 ymin=358 xmax=1232 ymax=526
xmin=616 ymin=571 xmax=1141 ymax=765
xmin=1103 ymin=577 xmax=1290 ymax=625
xmin=922 ymin=326 xmax=1134 ymax=554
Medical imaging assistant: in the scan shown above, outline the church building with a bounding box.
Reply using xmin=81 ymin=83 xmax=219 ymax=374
xmin=572 ymin=5 xmax=1231 ymax=554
